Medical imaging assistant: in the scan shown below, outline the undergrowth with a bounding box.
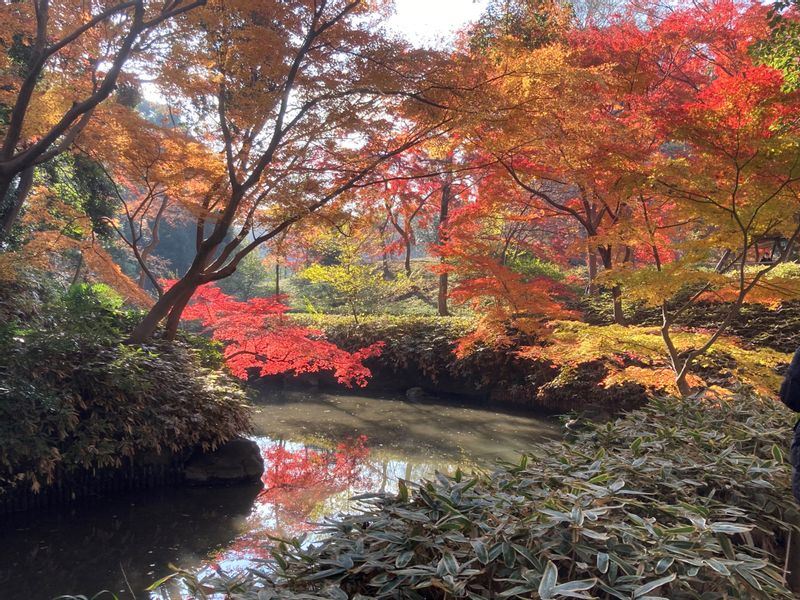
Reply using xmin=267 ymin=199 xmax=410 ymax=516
xmin=173 ymin=392 xmax=799 ymax=599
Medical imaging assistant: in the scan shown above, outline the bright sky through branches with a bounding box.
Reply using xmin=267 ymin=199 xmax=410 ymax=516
xmin=388 ymin=0 xmax=488 ymax=46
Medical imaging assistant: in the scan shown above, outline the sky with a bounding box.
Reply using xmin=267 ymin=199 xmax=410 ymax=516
xmin=387 ymin=0 xmax=489 ymax=46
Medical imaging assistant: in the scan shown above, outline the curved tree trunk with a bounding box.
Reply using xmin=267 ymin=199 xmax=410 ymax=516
xmin=127 ymin=276 xmax=200 ymax=343
xmin=164 ymin=287 xmax=196 ymax=341
xmin=674 ymin=371 xmax=692 ymax=398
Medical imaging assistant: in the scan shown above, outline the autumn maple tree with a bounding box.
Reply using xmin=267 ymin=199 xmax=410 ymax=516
xmin=460 ymin=8 xmax=659 ymax=324
xmin=419 ymin=0 xmax=800 ymax=396
xmin=373 ymin=151 xmax=442 ymax=278
xmin=123 ymin=0 xmax=453 ymax=343
xmin=3 ymin=0 xmax=800 ymax=404
xmin=0 ymin=0 xmax=206 ymax=241
xmin=585 ymin=0 xmax=800 ymax=395
xmin=77 ymin=101 xmax=225 ymax=295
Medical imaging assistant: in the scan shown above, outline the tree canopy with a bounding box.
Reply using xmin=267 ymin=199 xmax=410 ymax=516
xmin=2 ymin=0 xmax=800 ymax=395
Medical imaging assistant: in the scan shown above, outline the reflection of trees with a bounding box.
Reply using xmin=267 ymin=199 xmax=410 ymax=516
xmin=206 ymin=437 xmax=458 ymax=573
xmin=211 ymin=437 xmax=374 ymax=566
xmin=260 ymin=436 xmax=371 ymax=526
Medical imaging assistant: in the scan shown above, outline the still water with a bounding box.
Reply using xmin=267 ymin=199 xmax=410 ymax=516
xmin=0 ymin=390 xmax=557 ymax=600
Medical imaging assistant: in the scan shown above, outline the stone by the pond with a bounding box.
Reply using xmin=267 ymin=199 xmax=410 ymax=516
xmin=184 ymin=437 xmax=264 ymax=485
xmin=405 ymin=387 xmax=427 ymax=403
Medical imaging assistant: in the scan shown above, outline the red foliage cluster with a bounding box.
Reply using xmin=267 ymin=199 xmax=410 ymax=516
xmin=172 ymin=282 xmax=383 ymax=386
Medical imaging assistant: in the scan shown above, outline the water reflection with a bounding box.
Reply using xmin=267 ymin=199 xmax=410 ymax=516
xmin=0 ymin=390 xmax=556 ymax=599
xmin=203 ymin=435 xmax=457 ymax=579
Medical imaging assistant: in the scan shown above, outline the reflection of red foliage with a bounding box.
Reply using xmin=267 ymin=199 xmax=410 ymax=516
xmin=261 ymin=436 xmax=370 ymax=499
xmin=258 ymin=437 xmax=371 ymax=526
xmin=209 ymin=437 xmax=373 ymax=564
xmin=166 ymin=281 xmax=383 ymax=386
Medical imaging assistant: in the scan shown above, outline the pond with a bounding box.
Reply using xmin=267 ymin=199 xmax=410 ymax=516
xmin=0 ymin=389 xmax=558 ymax=600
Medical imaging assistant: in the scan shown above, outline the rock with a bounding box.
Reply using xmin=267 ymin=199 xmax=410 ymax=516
xmin=184 ymin=437 xmax=264 ymax=486
xmin=405 ymin=387 xmax=426 ymax=403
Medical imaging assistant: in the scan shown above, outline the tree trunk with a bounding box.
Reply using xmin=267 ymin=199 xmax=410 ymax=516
xmin=437 ymin=176 xmax=452 ymax=317
xmin=0 ymin=176 xmax=13 ymax=241
xmin=611 ymin=286 xmax=625 ymax=326
xmin=0 ymin=167 xmax=34 ymax=242
xmin=587 ymin=249 xmax=598 ymax=296
xmin=128 ymin=186 xmax=248 ymax=342
xmin=164 ymin=288 xmax=195 ymax=341
xmin=404 ymin=239 xmax=412 ymax=277
xmin=675 ymin=370 xmax=692 ymax=398
xmin=598 ymin=245 xmax=625 ymax=325
xmin=275 ymin=260 xmax=280 ymax=296
xmin=137 ymin=268 xmax=148 ymax=289
xmin=127 ymin=276 xmax=199 ymax=343
xmin=382 ymin=250 xmax=391 ymax=278
xmin=135 ymin=196 xmax=168 ymax=291
xmin=71 ymin=252 xmax=84 ymax=286
xmin=437 ymin=272 xmax=449 ymax=316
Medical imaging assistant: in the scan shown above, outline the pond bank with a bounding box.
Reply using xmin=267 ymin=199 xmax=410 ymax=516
xmin=277 ymin=314 xmax=650 ymax=414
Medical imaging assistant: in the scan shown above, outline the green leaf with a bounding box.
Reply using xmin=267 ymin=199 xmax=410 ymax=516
xmin=772 ymin=444 xmax=785 ymax=463
xmin=734 ymin=566 xmax=763 ymax=591
xmin=395 ymin=550 xmax=414 ymax=568
xmin=654 ymin=557 xmax=674 ymax=574
xmin=539 ymin=560 xmax=559 ymax=600
xmin=633 ymin=574 xmax=676 ymax=598
xmin=328 ymin=586 xmax=349 ymax=600
xmin=709 ymin=522 xmax=751 ymax=534
xmin=705 ymin=558 xmax=730 ymax=575
xmin=472 ymin=540 xmax=489 ymax=565
xmin=442 ymin=552 xmax=459 ymax=576
xmin=397 ymin=479 xmax=409 ymax=502
xmin=596 ymin=552 xmax=609 ymax=574
xmin=502 ymin=542 xmax=516 ymax=568
xmin=551 ymin=578 xmax=597 ymax=598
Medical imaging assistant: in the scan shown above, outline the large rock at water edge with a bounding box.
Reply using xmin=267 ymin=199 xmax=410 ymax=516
xmin=184 ymin=437 xmax=264 ymax=485
xmin=405 ymin=386 xmax=427 ymax=403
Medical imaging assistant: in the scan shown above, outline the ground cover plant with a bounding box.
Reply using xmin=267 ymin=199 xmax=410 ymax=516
xmin=172 ymin=392 xmax=800 ymax=599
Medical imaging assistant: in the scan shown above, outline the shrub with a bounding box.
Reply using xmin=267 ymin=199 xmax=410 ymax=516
xmin=289 ymin=314 xmax=650 ymax=411
xmin=507 ymin=255 xmax=566 ymax=281
xmin=0 ymin=332 xmax=251 ymax=491
xmin=745 ymin=261 xmax=800 ymax=280
xmin=291 ymin=314 xmax=478 ymax=384
xmin=579 ymin=293 xmax=800 ymax=354
xmin=0 ymin=282 xmax=251 ymax=492
xmin=522 ymin=321 xmax=791 ymax=396
xmin=175 ymin=393 xmax=799 ymax=599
